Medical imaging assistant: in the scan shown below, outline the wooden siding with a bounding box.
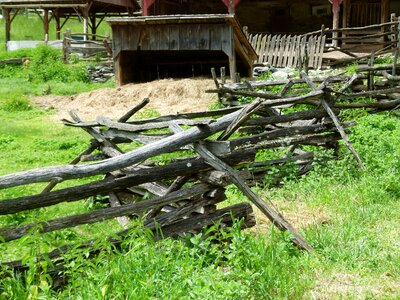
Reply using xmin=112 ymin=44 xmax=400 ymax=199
xmin=112 ymin=23 xmax=232 ymax=55
xmin=108 ymin=15 xmax=257 ymax=85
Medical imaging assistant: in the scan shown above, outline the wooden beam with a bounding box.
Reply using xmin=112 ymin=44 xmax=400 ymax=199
xmin=4 ymin=8 xmax=11 ymax=45
xmin=44 ymin=9 xmax=49 ymax=41
xmin=54 ymin=9 xmax=61 ymax=40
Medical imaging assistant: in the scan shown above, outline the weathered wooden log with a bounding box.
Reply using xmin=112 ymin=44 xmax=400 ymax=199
xmin=335 ymin=99 xmax=400 ymax=109
xmin=244 ymin=152 xmax=314 ymax=169
xmin=144 ymin=187 xmax=227 ymax=228
xmin=0 ymin=108 xmax=245 ymax=189
xmin=125 ymin=106 xmax=242 ymax=124
xmin=0 ymin=183 xmax=213 ymax=242
xmin=170 ymin=123 xmax=312 ymax=251
xmin=218 ymin=76 xmax=353 ymax=90
xmin=381 ymin=70 xmax=400 ymax=81
xmin=41 ymin=100 xmax=149 ymax=194
xmin=321 ymin=99 xmax=364 ymax=168
xmin=207 ymin=87 xmax=282 ymax=100
xmin=0 ymin=151 xmax=255 ymax=215
xmin=243 ymin=109 xmax=334 ymax=127
xmin=96 ymin=116 xmax=216 ymax=132
xmin=229 ymin=122 xmax=353 ymax=150
xmin=101 ymin=130 xmax=170 ymax=144
xmin=197 ymin=170 xmax=252 ymax=186
xmin=260 ymin=90 xmax=322 ymax=107
xmin=0 ymin=58 xmax=27 ymax=65
xmin=357 ymin=64 xmax=400 ymax=72
xmin=4 ymin=202 xmax=255 ymax=272
xmin=218 ymin=99 xmax=263 ymax=140
xmin=118 ymin=98 xmax=150 ymax=123
xmin=234 ymin=133 xmax=342 ymax=151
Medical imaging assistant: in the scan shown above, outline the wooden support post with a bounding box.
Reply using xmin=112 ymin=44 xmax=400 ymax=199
xmin=90 ymin=14 xmax=97 ymax=40
xmin=63 ymin=29 xmax=71 ymax=63
xmin=229 ymin=55 xmax=237 ymax=82
xmin=43 ymin=9 xmax=49 ymax=42
xmin=54 ymin=9 xmax=61 ymax=40
xmin=4 ymin=8 xmax=11 ymax=47
xmin=332 ymin=5 xmax=340 ymax=48
xmin=368 ymin=51 xmax=375 ymax=90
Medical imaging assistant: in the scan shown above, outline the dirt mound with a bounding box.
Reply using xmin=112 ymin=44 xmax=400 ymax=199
xmin=32 ymin=78 xmax=217 ymax=121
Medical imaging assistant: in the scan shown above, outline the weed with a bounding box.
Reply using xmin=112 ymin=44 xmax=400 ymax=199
xmin=0 ymin=93 xmax=31 ymax=112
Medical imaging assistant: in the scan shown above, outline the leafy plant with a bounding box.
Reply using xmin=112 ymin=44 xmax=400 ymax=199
xmin=27 ymin=45 xmax=88 ymax=83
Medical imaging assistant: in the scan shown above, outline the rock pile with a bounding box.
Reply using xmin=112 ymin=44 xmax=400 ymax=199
xmin=88 ymin=64 xmax=114 ymax=83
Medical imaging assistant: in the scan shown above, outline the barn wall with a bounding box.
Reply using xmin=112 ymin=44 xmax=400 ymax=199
xmin=390 ymin=0 xmax=400 ymax=15
xmin=149 ymin=0 xmax=332 ymax=34
xmin=236 ymin=0 xmax=332 ymax=33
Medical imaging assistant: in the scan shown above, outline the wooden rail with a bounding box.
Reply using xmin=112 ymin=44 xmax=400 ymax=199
xmin=325 ymin=14 xmax=400 ymax=52
xmin=62 ymin=30 xmax=112 ymax=62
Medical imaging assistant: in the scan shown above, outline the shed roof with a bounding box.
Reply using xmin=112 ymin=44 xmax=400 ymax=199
xmin=0 ymin=0 xmax=140 ymax=11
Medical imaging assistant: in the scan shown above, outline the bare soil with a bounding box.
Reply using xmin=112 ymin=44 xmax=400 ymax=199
xmin=31 ymin=78 xmax=217 ymax=121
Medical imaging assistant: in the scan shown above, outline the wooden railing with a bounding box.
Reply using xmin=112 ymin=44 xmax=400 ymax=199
xmin=248 ymin=14 xmax=400 ymax=69
xmin=247 ymin=32 xmax=325 ymax=69
xmin=63 ymin=30 xmax=112 ymax=62
xmin=325 ymin=14 xmax=400 ymax=52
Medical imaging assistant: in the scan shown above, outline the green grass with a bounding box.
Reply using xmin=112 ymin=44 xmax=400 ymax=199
xmin=0 ymin=98 xmax=399 ymax=299
xmin=0 ymin=42 xmax=399 ymax=298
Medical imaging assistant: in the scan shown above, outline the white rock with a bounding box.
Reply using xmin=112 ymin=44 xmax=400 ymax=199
xmin=271 ymin=70 xmax=289 ymax=80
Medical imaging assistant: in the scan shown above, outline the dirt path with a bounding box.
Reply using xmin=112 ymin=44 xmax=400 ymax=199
xmin=31 ymin=78 xmax=217 ymax=121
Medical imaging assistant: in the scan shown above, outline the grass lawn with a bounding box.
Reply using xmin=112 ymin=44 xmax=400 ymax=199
xmin=0 ymin=21 xmax=399 ymax=297
xmin=1 ymin=86 xmax=399 ymax=299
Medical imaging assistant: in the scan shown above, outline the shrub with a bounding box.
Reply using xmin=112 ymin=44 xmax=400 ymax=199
xmin=27 ymin=45 xmax=88 ymax=83
xmin=0 ymin=93 xmax=31 ymax=112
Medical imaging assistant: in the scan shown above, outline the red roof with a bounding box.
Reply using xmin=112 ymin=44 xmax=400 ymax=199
xmin=142 ymin=0 xmax=241 ymax=16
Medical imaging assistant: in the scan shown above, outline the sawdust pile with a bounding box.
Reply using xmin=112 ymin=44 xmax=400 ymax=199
xmin=32 ymin=78 xmax=217 ymax=121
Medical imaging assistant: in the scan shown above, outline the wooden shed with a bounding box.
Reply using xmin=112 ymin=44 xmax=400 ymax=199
xmin=108 ymin=14 xmax=257 ymax=85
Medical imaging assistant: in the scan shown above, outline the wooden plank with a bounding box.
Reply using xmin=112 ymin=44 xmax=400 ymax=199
xmin=313 ymin=35 xmax=321 ymax=69
xmin=188 ymin=25 xmax=199 ymax=50
xmin=308 ymin=36 xmax=315 ymax=69
xmin=288 ymin=35 xmax=297 ymax=67
xmin=277 ymin=35 xmax=285 ymax=67
xmin=264 ymin=34 xmax=272 ymax=64
xmin=267 ymin=35 xmax=275 ymax=65
xmin=221 ymin=24 xmax=231 ymax=56
xmin=169 ymin=25 xmax=179 ymax=50
xmin=210 ymin=24 xmax=223 ymax=51
xmin=178 ymin=26 xmax=191 ymax=51
xmin=292 ymin=35 xmax=301 ymax=68
xmin=198 ymin=25 xmax=210 ymax=50
xmin=272 ymin=35 xmax=281 ymax=67
xmin=283 ymin=35 xmax=291 ymax=67
xmin=317 ymin=35 xmax=326 ymax=69
xmin=260 ymin=34 xmax=268 ymax=63
xmin=255 ymin=34 xmax=262 ymax=56
xmin=148 ymin=26 xmax=161 ymax=50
